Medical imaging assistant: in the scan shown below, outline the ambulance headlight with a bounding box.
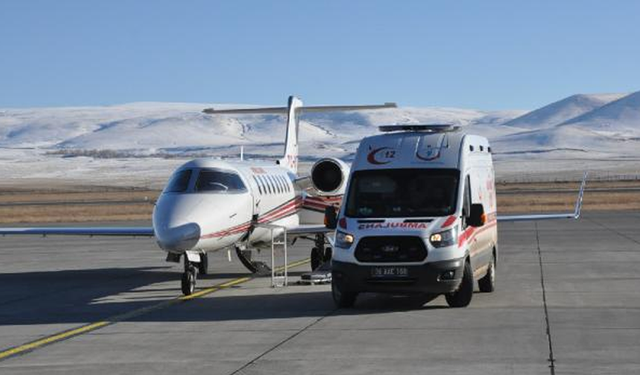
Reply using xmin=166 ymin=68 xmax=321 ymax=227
xmin=429 ymin=228 xmax=457 ymax=248
xmin=336 ymin=231 xmax=355 ymax=248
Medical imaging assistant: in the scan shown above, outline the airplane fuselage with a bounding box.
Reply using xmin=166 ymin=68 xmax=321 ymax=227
xmin=153 ymin=158 xmax=312 ymax=255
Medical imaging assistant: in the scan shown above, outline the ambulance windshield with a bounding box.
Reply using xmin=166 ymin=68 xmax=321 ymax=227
xmin=345 ymin=169 xmax=459 ymax=218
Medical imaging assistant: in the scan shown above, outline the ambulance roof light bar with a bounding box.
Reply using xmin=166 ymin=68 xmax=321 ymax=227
xmin=378 ymin=124 xmax=460 ymax=133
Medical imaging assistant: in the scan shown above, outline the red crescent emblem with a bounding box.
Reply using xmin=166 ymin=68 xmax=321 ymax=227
xmin=367 ymin=147 xmax=394 ymax=165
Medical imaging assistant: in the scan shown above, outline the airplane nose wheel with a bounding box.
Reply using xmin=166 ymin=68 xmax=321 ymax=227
xmin=181 ymin=255 xmax=198 ymax=296
xmin=181 ymin=266 xmax=197 ymax=296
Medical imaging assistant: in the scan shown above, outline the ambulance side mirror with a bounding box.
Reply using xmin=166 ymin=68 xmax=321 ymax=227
xmin=324 ymin=205 xmax=338 ymax=229
xmin=468 ymin=203 xmax=486 ymax=227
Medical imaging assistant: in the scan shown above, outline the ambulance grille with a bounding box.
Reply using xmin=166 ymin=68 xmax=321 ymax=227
xmin=355 ymin=236 xmax=427 ymax=263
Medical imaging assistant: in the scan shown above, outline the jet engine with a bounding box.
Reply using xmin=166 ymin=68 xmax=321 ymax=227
xmin=310 ymin=158 xmax=350 ymax=196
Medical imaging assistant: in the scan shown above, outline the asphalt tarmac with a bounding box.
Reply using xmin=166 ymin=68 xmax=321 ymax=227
xmin=0 ymin=212 xmax=639 ymax=374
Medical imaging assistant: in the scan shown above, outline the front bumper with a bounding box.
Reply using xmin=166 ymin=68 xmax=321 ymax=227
xmin=332 ymin=258 xmax=465 ymax=295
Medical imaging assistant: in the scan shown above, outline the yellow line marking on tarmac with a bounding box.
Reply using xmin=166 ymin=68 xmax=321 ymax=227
xmin=0 ymin=258 xmax=311 ymax=362
xmin=0 ymin=322 xmax=110 ymax=361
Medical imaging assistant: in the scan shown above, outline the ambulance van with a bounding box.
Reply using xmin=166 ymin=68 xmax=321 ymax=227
xmin=331 ymin=125 xmax=515 ymax=308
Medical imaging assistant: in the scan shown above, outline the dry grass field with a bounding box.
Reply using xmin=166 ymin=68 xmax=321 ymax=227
xmin=497 ymin=180 xmax=640 ymax=213
xmin=0 ymin=189 xmax=159 ymax=224
xmin=0 ymin=180 xmax=637 ymax=223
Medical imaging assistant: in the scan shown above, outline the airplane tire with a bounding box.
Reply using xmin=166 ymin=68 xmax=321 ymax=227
xmin=311 ymin=247 xmax=322 ymax=270
xmin=197 ymin=253 xmax=208 ymax=275
xmin=445 ymin=260 xmax=474 ymax=308
xmin=332 ymin=278 xmax=357 ymax=308
xmin=181 ymin=268 xmax=196 ymax=296
xmin=478 ymin=253 xmax=496 ymax=293
xmin=324 ymin=247 xmax=333 ymax=262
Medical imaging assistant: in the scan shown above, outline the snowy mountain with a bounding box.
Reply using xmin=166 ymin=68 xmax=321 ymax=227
xmin=559 ymin=91 xmax=640 ymax=137
xmin=0 ymin=102 xmax=525 ymax=159
xmin=491 ymin=125 xmax=640 ymax=157
xmin=504 ymin=93 xmax=625 ymax=129
xmin=1 ymin=92 xmax=639 ymax=185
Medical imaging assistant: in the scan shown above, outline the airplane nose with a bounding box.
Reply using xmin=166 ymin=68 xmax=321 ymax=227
xmin=155 ymin=222 xmax=201 ymax=252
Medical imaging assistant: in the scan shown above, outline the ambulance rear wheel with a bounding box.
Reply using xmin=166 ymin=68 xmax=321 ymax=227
xmin=445 ymin=260 xmax=473 ymax=308
xmin=332 ymin=278 xmax=357 ymax=308
xmin=478 ymin=253 xmax=496 ymax=293
xmin=181 ymin=267 xmax=196 ymax=296
xmin=311 ymin=247 xmax=323 ymax=270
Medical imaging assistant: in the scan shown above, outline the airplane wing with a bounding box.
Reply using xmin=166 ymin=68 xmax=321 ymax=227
xmin=286 ymin=224 xmax=334 ymax=236
xmin=497 ymin=172 xmax=587 ymax=222
xmin=0 ymin=227 xmax=154 ymax=236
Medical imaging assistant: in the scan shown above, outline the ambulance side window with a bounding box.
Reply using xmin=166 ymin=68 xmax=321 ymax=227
xmin=463 ymin=175 xmax=471 ymax=227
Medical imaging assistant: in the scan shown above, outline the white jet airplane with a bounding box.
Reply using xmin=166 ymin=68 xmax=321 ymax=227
xmin=0 ymin=96 xmax=396 ymax=295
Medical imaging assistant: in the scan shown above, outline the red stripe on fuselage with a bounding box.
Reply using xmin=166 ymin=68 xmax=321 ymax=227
xmin=200 ymin=197 xmax=302 ymax=240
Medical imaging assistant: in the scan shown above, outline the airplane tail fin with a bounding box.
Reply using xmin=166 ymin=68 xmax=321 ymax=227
xmin=203 ymin=96 xmax=397 ymax=174
xmin=279 ymin=96 xmax=302 ymax=173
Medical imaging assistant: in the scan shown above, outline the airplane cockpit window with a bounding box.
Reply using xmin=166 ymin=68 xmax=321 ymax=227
xmin=165 ymin=169 xmax=192 ymax=193
xmin=195 ymin=169 xmax=247 ymax=193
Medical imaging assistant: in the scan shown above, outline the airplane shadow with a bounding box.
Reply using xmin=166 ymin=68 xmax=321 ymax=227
xmin=0 ymin=267 xmax=448 ymax=327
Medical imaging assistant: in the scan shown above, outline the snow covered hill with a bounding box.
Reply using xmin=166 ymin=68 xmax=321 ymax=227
xmin=0 ymin=102 xmax=523 ymax=159
xmin=560 ymin=91 xmax=640 ymax=137
xmin=504 ymin=93 xmax=625 ymax=129
xmin=1 ymin=91 xmax=639 ymax=185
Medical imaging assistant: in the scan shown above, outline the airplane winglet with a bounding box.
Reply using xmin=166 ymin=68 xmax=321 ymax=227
xmin=573 ymin=171 xmax=588 ymax=219
xmin=497 ymin=171 xmax=589 ymax=222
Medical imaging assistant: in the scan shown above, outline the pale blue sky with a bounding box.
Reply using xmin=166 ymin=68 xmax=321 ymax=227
xmin=1 ymin=0 xmax=639 ymax=109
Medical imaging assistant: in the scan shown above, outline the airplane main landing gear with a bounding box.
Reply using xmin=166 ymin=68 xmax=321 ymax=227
xmin=311 ymin=234 xmax=332 ymax=271
xmin=235 ymin=246 xmax=271 ymax=275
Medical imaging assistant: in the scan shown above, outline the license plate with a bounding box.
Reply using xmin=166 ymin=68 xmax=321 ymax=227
xmin=371 ymin=266 xmax=409 ymax=278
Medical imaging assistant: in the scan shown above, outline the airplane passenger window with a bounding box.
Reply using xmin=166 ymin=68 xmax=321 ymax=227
xmin=260 ymin=175 xmax=271 ymax=194
xmin=280 ymin=175 xmax=290 ymax=192
xmin=252 ymin=176 xmax=263 ymax=195
xmin=274 ymin=175 xmax=283 ymax=194
xmin=268 ymin=175 xmax=277 ymax=194
xmin=195 ymin=169 xmax=247 ymax=193
xmin=165 ymin=169 xmax=192 ymax=193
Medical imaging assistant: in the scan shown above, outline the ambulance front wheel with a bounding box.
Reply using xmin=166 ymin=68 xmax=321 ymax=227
xmin=332 ymin=278 xmax=357 ymax=308
xmin=445 ymin=259 xmax=473 ymax=308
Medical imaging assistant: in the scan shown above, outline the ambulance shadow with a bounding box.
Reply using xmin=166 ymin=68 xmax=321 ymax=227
xmin=130 ymin=290 xmax=447 ymax=323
